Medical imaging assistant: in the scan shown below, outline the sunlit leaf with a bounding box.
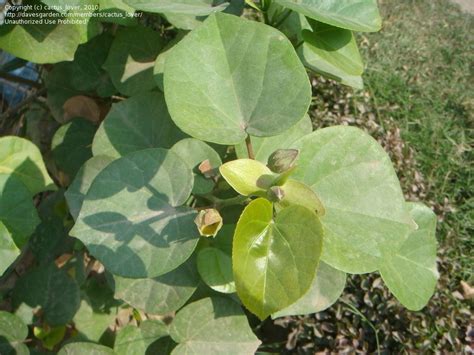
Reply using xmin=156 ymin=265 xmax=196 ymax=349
xmin=164 ymin=12 xmax=311 ymax=144
xmin=58 ymin=342 xmax=115 ymax=354
xmin=0 ymin=311 xmax=29 ymax=355
xmin=293 ymin=126 xmax=416 ymax=273
xmin=0 ymin=136 xmax=55 ymax=195
xmin=233 ymin=198 xmax=323 ymax=319
xmin=170 ymin=297 xmax=261 ymax=354
xmin=115 ymin=320 xmax=168 ymax=355
xmin=0 ymin=222 xmax=20 ymax=276
xmin=379 ymin=202 xmax=439 ymax=311
xmin=124 ymin=0 xmax=228 ymax=15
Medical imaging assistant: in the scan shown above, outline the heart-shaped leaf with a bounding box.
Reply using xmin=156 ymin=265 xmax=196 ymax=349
xmin=235 ymin=115 xmax=312 ymax=162
xmin=115 ymin=320 xmax=168 ymax=355
xmin=92 ymin=92 xmax=185 ymax=158
xmin=276 ymin=179 xmax=325 ymax=217
xmin=0 ymin=222 xmax=20 ymax=276
xmin=58 ymin=342 xmax=115 ymax=355
xmin=70 ymin=148 xmax=199 ymax=278
xmin=219 ymin=159 xmax=275 ymax=196
xmin=13 ymin=264 xmax=81 ymax=326
xmin=0 ymin=174 xmax=40 ymax=247
xmin=170 ymin=297 xmax=261 ymax=354
xmin=65 ymin=156 xmax=115 ymax=221
xmin=113 ymin=256 xmax=200 ymax=314
xmin=0 ymin=311 xmax=28 ymax=355
xmin=274 ymin=0 xmax=382 ymax=32
xmin=293 ymin=126 xmax=416 ymax=273
xmin=103 ymin=26 xmax=164 ymax=96
xmin=379 ymin=202 xmax=438 ymax=311
xmin=124 ymin=0 xmax=228 ymax=15
xmin=51 ymin=118 xmax=97 ymax=178
xmin=273 ymin=261 xmax=345 ymax=317
xmin=0 ymin=136 xmax=55 ymax=195
xmin=197 ymin=247 xmax=235 ymax=294
xmin=233 ymin=198 xmax=323 ymax=319
xmin=164 ymin=12 xmax=311 ymax=144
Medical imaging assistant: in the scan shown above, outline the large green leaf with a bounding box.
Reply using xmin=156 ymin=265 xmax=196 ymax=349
xmin=164 ymin=12 xmax=311 ymax=144
xmin=115 ymin=320 xmax=168 ymax=355
xmin=301 ymin=20 xmax=364 ymax=89
xmin=235 ymin=115 xmax=312 ymax=162
xmin=13 ymin=264 xmax=81 ymax=326
xmin=92 ymin=92 xmax=185 ymax=158
xmin=379 ymin=202 xmax=438 ymax=311
xmin=197 ymin=247 xmax=235 ymax=294
xmin=51 ymin=118 xmax=97 ymax=178
xmin=123 ymin=0 xmax=228 ymax=15
xmin=273 ymin=261 xmax=345 ymax=318
xmin=0 ymin=222 xmax=20 ymax=276
xmin=170 ymin=297 xmax=261 ymax=354
xmin=70 ymin=148 xmax=199 ymax=278
xmin=113 ymin=256 xmax=200 ymax=314
xmin=103 ymin=26 xmax=164 ymax=96
xmin=233 ymin=198 xmax=323 ymax=319
xmin=293 ymin=126 xmax=416 ymax=273
xmin=0 ymin=136 xmax=55 ymax=195
xmin=65 ymin=156 xmax=115 ymax=221
xmin=0 ymin=8 xmax=86 ymax=63
xmin=274 ymin=0 xmax=382 ymax=32
xmin=0 ymin=311 xmax=29 ymax=355
xmin=0 ymin=174 xmax=40 ymax=247
xmin=58 ymin=342 xmax=115 ymax=355
xmin=171 ymin=138 xmax=221 ymax=195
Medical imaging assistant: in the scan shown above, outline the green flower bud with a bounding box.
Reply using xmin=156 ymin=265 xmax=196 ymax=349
xmin=267 ymin=149 xmax=299 ymax=173
xmin=194 ymin=208 xmax=223 ymax=237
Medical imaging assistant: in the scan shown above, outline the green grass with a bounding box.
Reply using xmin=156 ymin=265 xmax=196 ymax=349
xmin=282 ymin=0 xmax=473 ymax=353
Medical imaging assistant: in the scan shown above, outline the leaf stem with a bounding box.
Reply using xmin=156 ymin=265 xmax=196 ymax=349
xmin=0 ymin=71 xmax=42 ymax=89
xmin=273 ymin=9 xmax=292 ymax=28
xmin=245 ymin=135 xmax=255 ymax=160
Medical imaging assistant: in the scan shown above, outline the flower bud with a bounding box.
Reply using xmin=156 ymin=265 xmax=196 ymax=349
xmin=267 ymin=149 xmax=299 ymax=173
xmin=266 ymin=186 xmax=285 ymax=202
xmin=194 ymin=208 xmax=223 ymax=237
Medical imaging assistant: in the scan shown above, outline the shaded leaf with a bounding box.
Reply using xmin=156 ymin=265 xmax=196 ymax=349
xmin=293 ymin=126 xmax=416 ymax=273
xmin=0 ymin=174 xmax=40 ymax=247
xmin=13 ymin=264 xmax=81 ymax=326
xmin=65 ymin=156 xmax=115 ymax=221
xmin=164 ymin=12 xmax=311 ymax=144
xmin=170 ymin=297 xmax=261 ymax=354
xmin=379 ymin=202 xmax=438 ymax=311
xmin=197 ymin=247 xmax=235 ymax=294
xmin=58 ymin=342 xmax=115 ymax=355
xmin=115 ymin=320 xmax=168 ymax=355
xmin=273 ymin=261 xmax=346 ymax=317
xmin=274 ymin=0 xmax=382 ymax=32
xmin=92 ymin=92 xmax=185 ymax=158
xmin=51 ymin=118 xmax=97 ymax=178
xmin=233 ymin=198 xmax=323 ymax=319
xmin=0 ymin=311 xmax=28 ymax=355
xmin=113 ymin=256 xmax=200 ymax=314
xmin=0 ymin=222 xmax=20 ymax=276
xmin=70 ymin=148 xmax=199 ymax=278
xmin=0 ymin=136 xmax=55 ymax=195
xmin=103 ymin=26 xmax=164 ymax=96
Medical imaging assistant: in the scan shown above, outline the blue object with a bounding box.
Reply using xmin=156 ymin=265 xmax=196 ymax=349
xmin=0 ymin=51 xmax=40 ymax=106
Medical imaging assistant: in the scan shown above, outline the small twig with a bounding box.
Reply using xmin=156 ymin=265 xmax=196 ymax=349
xmin=0 ymin=71 xmax=42 ymax=89
xmin=245 ymin=135 xmax=255 ymax=159
xmin=0 ymin=87 xmax=46 ymax=121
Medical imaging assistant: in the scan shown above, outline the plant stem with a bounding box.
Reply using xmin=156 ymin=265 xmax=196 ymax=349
xmin=0 ymin=87 xmax=47 ymax=121
xmin=273 ymin=9 xmax=291 ymax=28
xmin=245 ymin=135 xmax=255 ymax=159
xmin=196 ymin=194 xmax=249 ymax=209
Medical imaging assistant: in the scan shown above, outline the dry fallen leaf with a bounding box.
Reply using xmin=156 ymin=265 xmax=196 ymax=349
xmin=63 ymin=95 xmax=101 ymax=123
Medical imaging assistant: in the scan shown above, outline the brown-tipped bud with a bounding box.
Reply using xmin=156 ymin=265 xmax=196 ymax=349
xmin=198 ymin=159 xmax=217 ymax=178
xmin=267 ymin=149 xmax=299 ymax=173
xmin=267 ymin=186 xmax=285 ymax=203
xmin=194 ymin=208 xmax=223 ymax=237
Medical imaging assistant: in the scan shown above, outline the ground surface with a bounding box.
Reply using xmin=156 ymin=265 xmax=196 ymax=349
xmin=452 ymin=0 xmax=474 ymax=13
xmin=269 ymin=0 xmax=473 ymax=353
